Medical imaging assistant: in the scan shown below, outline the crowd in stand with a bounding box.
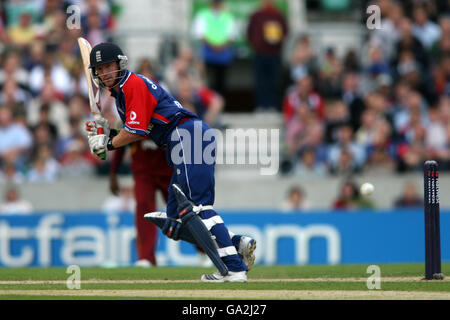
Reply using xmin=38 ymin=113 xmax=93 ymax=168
xmin=0 ymin=0 xmax=449 ymax=207
xmin=283 ymin=0 xmax=450 ymax=176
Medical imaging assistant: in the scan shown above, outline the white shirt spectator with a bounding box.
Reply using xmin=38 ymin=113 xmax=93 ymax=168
xmin=0 ymin=121 xmax=32 ymax=155
xmin=0 ymin=200 xmax=33 ymax=214
xmin=0 ymin=186 xmax=33 ymax=215
xmin=413 ymin=21 xmax=441 ymax=49
xmin=27 ymin=158 xmax=60 ymax=183
xmin=28 ymin=63 xmax=72 ymax=97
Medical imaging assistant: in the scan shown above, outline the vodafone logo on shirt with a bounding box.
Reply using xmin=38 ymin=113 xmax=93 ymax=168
xmin=128 ymin=111 xmax=140 ymax=125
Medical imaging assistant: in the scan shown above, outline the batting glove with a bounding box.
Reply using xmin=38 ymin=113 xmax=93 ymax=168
xmin=84 ymin=117 xmax=110 ymax=138
xmin=84 ymin=121 xmax=97 ymax=137
xmin=88 ymin=134 xmax=108 ymax=158
xmin=95 ymin=116 xmax=110 ymax=137
xmin=162 ymin=219 xmax=182 ymax=241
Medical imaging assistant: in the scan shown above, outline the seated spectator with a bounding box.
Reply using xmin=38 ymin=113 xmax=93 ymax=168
xmin=0 ymin=50 xmax=30 ymax=89
xmin=394 ymin=181 xmax=424 ymax=208
xmin=281 ymin=186 xmax=309 ymax=212
xmin=292 ymin=146 xmax=327 ymax=177
xmin=327 ymin=124 xmax=366 ymax=174
xmin=324 ymin=99 xmax=351 ymax=144
xmin=27 ymin=144 xmax=60 ymax=183
xmin=59 ymin=138 xmax=97 ymax=178
xmin=164 ymin=45 xmax=206 ymax=94
xmin=340 ymin=71 xmax=366 ymax=131
xmin=412 ymin=5 xmax=441 ymax=50
xmin=84 ymin=7 xmax=109 ymax=45
xmin=425 ymin=102 xmax=448 ymax=163
xmin=0 ymin=160 xmax=25 ymax=184
xmin=288 ymin=34 xmax=319 ymax=84
xmin=175 ymin=74 xmax=224 ymax=128
xmin=283 ymin=70 xmax=325 ymax=127
xmin=429 ymin=15 xmax=450 ymax=63
xmin=318 ymin=47 xmax=343 ymax=98
xmin=369 ymin=0 xmax=403 ymax=61
xmin=364 ymin=118 xmax=397 ymax=173
xmin=394 ymin=17 xmax=428 ymax=72
xmin=332 ymin=180 xmax=375 ymax=210
xmin=27 ymin=81 xmax=70 ymax=138
xmin=0 ymin=77 xmax=31 ymax=105
xmin=0 ymin=106 xmax=32 ymax=171
xmin=432 ymin=53 xmax=450 ymax=97
xmin=28 ymin=48 xmax=72 ymax=98
xmin=7 ymin=12 xmax=37 ymax=50
xmin=0 ymin=184 xmax=33 ymax=214
xmin=102 ymin=176 xmax=136 ymax=214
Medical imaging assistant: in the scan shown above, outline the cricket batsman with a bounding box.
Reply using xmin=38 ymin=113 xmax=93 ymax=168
xmin=84 ymin=42 xmax=254 ymax=282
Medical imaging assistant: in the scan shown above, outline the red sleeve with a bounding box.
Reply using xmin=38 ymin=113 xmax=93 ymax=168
xmin=122 ymin=74 xmax=158 ymax=136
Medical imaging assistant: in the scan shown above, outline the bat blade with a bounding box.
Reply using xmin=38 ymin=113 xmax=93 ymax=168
xmin=78 ymin=37 xmax=106 ymax=160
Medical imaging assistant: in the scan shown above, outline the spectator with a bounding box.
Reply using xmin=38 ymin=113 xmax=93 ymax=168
xmin=412 ymin=5 xmax=441 ymax=50
xmin=27 ymin=81 xmax=70 ymax=138
xmin=175 ymin=74 xmax=224 ymax=128
xmin=163 ymin=45 xmax=206 ymax=94
xmin=0 ymin=77 xmax=30 ymax=106
xmin=281 ymin=186 xmax=309 ymax=211
xmin=0 ymin=184 xmax=33 ymax=214
xmin=247 ymin=0 xmax=288 ymax=111
xmin=333 ymin=180 xmax=375 ymax=210
xmin=288 ymin=35 xmax=319 ymax=85
xmin=340 ymin=72 xmax=366 ymax=131
xmin=102 ymin=176 xmax=136 ymax=213
xmin=59 ymin=138 xmax=96 ymax=178
xmin=369 ymin=0 xmax=404 ymax=61
xmin=327 ymin=124 xmax=366 ymax=174
xmin=283 ymin=71 xmax=325 ymax=127
xmin=394 ymin=17 xmax=428 ymax=72
xmin=429 ymin=15 xmax=450 ymax=63
xmin=394 ymin=181 xmax=424 ymax=208
xmin=292 ymin=146 xmax=327 ymax=177
xmin=0 ymin=50 xmax=30 ymax=89
xmin=192 ymin=0 xmax=237 ymax=97
xmin=425 ymin=102 xmax=448 ymax=163
xmin=7 ymin=12 xmax=36 ymax=50
xmin=318 ymin=47 xmax=343 ymax=98
xmin=0 ymin=160 xmax=25 ymax=184
xmin=0 ymin=106 xmax=32 ymax=171
xmin=324 ymin=99 xmax=351 ymax=144
xmin=27 ymin=144 xmax=60 ymax=183
xmin=28 ymin=48 xmax=72 ymax=98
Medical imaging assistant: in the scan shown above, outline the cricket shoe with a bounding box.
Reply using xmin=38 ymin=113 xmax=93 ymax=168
xmin=238 ymin=236 xmax=256 ymax=271
xmin=201 ymin=271 xmax=247 ymax=283
xmin=135 ymin=259 xmax=152 ymax=267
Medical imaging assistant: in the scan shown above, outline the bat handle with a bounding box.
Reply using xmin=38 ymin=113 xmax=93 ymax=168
xmin=96 ymin=127 xmax=106 ymax=160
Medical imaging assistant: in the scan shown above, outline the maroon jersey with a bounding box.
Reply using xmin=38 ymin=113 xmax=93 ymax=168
xmin=111 ymin=139 xmax=172 ymax=177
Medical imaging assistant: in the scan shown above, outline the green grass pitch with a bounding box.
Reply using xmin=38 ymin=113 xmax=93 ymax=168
xmin=0 ymin=264 xmax=449 ymax=300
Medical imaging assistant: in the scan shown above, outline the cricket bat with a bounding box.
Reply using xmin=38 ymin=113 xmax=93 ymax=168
xmin=78 ymin=37 xmax=106 ymax=160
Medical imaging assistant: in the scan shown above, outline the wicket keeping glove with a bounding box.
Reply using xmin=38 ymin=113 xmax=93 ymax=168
xmin=88 ymin=134 xmax=108 ymax=158
xmin=162 ymin=218 xmax=182 ymax=241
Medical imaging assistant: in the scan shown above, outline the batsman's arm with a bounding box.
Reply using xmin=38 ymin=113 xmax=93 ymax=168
xmin=107 ymin=129 xmax=145 ymax=150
